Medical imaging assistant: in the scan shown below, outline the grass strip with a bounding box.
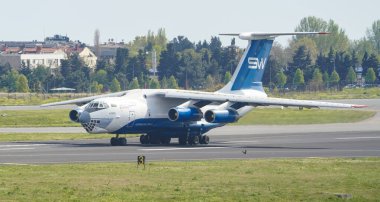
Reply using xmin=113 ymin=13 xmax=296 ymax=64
xmin=0 ymin=158 xmax=379 ymax=201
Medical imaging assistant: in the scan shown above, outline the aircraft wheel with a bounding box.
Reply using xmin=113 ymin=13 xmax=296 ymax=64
xmin=119 ymin=137 xmax=127 ymax=146
xmin=140 ymin=135 xmax=148 ymax=144
xmin=200 ymin=135 xmax=210 ymax=144
xmin=189 ymin=135 xmax=200 ymax=145
xmin=110 ymin=137 xmax=118 ymax=146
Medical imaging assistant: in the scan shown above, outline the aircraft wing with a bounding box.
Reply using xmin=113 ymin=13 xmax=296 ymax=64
xmin=40 ymin=91 xmax=127 ymax=107
xmin=162 ymin=90 xmax=366 ymax=109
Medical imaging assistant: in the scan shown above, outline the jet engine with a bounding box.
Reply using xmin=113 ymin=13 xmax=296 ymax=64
xmin=204 ymin=109 xmax=239 ymax=123
xmin=168 ymin=107 xmax=203 ymax=122
xmin=69 ymin=109 xmax=90 ymax=123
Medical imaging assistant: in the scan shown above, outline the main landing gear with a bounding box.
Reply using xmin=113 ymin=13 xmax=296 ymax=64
xmin=110 ymin=134 xmax=127 ymax=146
xmin=179 ymin=135 xmax=210 ymax=145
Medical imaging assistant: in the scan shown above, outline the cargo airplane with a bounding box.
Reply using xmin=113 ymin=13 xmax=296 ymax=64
xmin=42 ymin=32 xmax=366 ymax=146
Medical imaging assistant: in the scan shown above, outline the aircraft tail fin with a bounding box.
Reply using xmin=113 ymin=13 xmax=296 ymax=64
xmin=218 ymin=32 xmax=328 ymax=94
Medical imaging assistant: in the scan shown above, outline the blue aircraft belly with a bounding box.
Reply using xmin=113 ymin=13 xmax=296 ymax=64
xmin=112 ymin=118 xmax=222 ymax=135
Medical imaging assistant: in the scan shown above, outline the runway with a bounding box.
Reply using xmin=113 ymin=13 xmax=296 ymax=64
xmin=0 ymin=98 xmax=379 ymax=164
xmin=1 ymin=130 xmax=379 ymax=164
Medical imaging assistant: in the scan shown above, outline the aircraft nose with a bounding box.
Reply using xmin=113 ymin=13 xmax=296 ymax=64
xmin=78 ymin=111 xmax=91 ymax=123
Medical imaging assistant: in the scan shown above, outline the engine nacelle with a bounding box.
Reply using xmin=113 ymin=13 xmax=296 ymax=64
xmin=168 ymin=107 xmax=203 ymax=122
xmin=69 ymin=109 xmax=90 ymax=123
xmin=204 ymin=109 xmax=239 ymax=123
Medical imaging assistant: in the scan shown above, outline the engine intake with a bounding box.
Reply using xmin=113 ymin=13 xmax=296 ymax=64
xmin=168 ymin=107 xmax=203 ymax=122
xmin=205 ymin=109 xmax=239 ymax=123
xmin=69 ymin=109 xmax=90 ymax=123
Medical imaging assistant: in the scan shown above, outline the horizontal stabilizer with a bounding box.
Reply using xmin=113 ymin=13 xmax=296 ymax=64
xmin=220 ymin=32 xmax=329 ymax=40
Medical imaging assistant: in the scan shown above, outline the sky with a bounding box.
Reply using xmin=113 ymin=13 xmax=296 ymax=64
xmin=1 ymin=0 xmax=379 ymax=48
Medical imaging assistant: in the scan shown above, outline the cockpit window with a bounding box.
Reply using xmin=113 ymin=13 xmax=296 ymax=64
xmin=92 ymin=102 xmax=99 ymax=108
xmin=85 ymin=101 xmax=109 ymax=112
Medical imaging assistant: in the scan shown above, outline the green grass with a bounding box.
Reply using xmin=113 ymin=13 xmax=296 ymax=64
xmin=0 ymin=158 xmax=379 ymax=201
xmin=0 ymin=108 xmax=375 ymax=128
xmin=0 ymin=133 xmax=138 ymax=142
xmin=269 ymin=87 xmax=380 ymax=100
xmin=234 ymin=108 xmax=375 ymax=125
xmin=0 ymin=109 xmax=79 ymax=127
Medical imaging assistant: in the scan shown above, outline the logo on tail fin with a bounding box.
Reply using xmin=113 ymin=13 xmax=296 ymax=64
xmin=248 ymin=57 xmax=267 ymax=69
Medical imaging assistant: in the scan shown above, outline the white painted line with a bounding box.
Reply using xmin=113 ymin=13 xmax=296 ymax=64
xmin=336 ymin=137 xmax=380 ymax=140
xmin=0 ymin=148 xmax=35 ymax=151
xmin=221 ymin=141 xmax=258 ymax=143
xmin=0 ymin=144 xmax=48 ymax=148
xmin=139 ymin=147 xmax=225 ymax=151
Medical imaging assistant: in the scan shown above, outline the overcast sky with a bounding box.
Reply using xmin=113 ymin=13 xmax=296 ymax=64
xmin=1 ymin=0 xmax=379 ymax=47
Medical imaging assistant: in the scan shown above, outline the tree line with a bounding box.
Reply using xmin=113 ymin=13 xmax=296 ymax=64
xmin=0 ymin=16 xmax=379 ymax=93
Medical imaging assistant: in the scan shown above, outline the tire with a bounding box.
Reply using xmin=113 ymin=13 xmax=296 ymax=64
xmin=201 ymin=135 xmax=210 ymax=144
xmin=192 ymin=135 xmax=200 ymax=145
xmin=140 ymin=135 xmax=147 ymax=144
xmin=119 ymin=137 xmax=127 ymax=146
xmin=110 ymin=137 xmax=118 ymax=146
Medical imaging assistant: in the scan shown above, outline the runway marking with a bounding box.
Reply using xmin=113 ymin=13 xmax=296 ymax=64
xmin=139 ymin=147 xmax=225 ymax=151
xmin=0 ymin=148 xmax=35 ymax=151
xmin=0 ymin=144 xmax=48 ymax=148
xmin=220 ymin=141 xmax=259 ymax=143
xmin=336 ymin=137 xmax=380 ymax=140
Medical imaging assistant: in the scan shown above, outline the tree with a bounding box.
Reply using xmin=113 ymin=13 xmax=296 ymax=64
xmin=159 ymin=76 xmax=167 ymax=89
xmin=275 ymin=71 xmax=287 ymax=88
xmin=223 ymin=71 xmax=232 ymax=84
xmin=90 ymin=81 xmax=103 ymax=93
xmin=17 ymin=74 xmax=29 ymax=92
xmin=366 ymin=20 xmax=380 ymax=54
xmin=5 ymin=70 xmax=20 ymax=92
xmin=167 ymin=75 xmax=179 ymax=89
xmin=94 ymin=70 xmax=108 ymax=85
xmin=110 ymin=78 xmax=121 ymax=92
xmin=294 ymin=16 xmax=350 ymax=53
xmin=330 ymin=70 xmax=340 ymax=87
xmin=323 ymin=71 xmax=330 ymax=87
xmin=293 ymin=68 xmax=305 ymax=88
xmin=204 ymin=75 xmax=215 ymax=89
xmin=309 ymin=68 xmax=323 ymax=91
xmin=346 ymin=67 xmax=356 ymax=84
xmin=365 ymin=68 xmax=376 ymax=84
xmin=129 ymin=77 xmax=140 ymax=89
xmin=149 ymin=78 xmax=161 ymax=89
xmin=115 ymin=48 xmax=129 ymax=74
xmin=94 ymin=29 xmax=100 ymax=56
xmin=287 ymin=45 xmax=312 ymax=82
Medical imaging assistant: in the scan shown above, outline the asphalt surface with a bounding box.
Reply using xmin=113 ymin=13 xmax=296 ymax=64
xmin=0 ymin=98 xmax=379 ymax=164
xmin=0 ymin=130 xmax=379 ymax=164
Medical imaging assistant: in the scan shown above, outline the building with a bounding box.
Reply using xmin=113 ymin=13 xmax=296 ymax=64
xmin=20 ymin=49 xmax=67 ymax=69
xmin=78 ymin=47 xmax=97 ymax=68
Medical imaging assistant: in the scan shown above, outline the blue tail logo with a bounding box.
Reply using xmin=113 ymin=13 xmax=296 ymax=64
xmin=229 ymin=39 xmax=273 ymax=91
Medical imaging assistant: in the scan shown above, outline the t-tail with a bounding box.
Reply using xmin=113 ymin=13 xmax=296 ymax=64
xmin=218 ymin=32 xmax=329 ymax=95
